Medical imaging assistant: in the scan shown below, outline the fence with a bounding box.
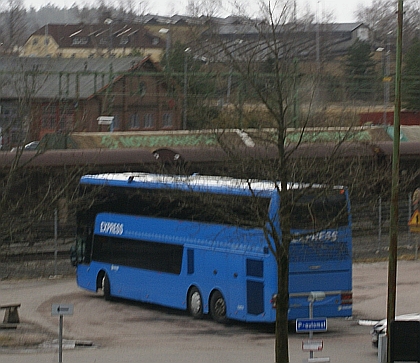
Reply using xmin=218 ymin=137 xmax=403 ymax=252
xmin=0 ymin=210 xmax=75 ymax=279
xmin=1 ymin=195 xmax=419 ymax=267
xmin=352 ymin=193 xmax=420 ymax=260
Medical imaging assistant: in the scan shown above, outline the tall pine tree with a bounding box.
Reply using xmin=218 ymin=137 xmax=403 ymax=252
xmin=345 ymin=40 xmax=376 ymax=101
xmin=402 ymin=38 xmax=420 ymax=110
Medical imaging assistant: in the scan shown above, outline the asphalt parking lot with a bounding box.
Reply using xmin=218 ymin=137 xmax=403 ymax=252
xmin=1 ymin=260 xmax=420 ymax=362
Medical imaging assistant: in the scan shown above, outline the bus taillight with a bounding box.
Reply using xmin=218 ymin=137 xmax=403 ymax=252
xmin=341 ymin=292 xmax=352 ymax=305
xmin=270 ymin=294 xmax=277 ymax=309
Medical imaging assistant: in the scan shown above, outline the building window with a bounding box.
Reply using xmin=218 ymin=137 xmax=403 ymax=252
xmin=130 ymin=113 xmax=140 ymax=129
xmin=72 ymin=37 xmax=88 ymax=45
xmin=59 ymin=113 xmax=73 ymax=132
xmin=42 ymin=106 xmax=75 ymax=131
xmin=138 ymin=81 xmax=146 ymax=96
xmin=1 ymin=106 xmax=18 ymax=124
xmin=99 ymin=37 xmax=109 ymax=45
xmin=357 ymin=28 xmax=369 ymax=41
xmin=112 ymin=115 xmax=120 ymax=130
xmin=144 ymin=113 xmax=154 ymax=128
xmin=162 ymin=113 xmax=173 ymax=127
xmin=42 ymin=105 xmax=57 ymax=130
xmin=32 ymin=38 xmax=38 ymax=45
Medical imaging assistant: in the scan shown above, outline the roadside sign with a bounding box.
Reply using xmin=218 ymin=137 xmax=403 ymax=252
xmin=408 ymin=211 xmax=420 ymax=233
xmin=97 ymin=116 xmax=114 ymax=125
xmin=302 ymin=340 xmax=324 ymax=351
xmin=296 ymin=318 xmax=327 ymax=333
xmin=52 ymin=303 xmax=74 ymax=363
xmin=51 ymin=304 xmax=74 ymax=316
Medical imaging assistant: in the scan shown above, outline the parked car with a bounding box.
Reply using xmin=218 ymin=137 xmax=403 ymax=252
xmin=11 ymin=141 xmax=39 ymax=152
xmin=23 ymin=141 xmax=39 ymax=150
xmin=371 ymin=313 xmax=420 ymax=347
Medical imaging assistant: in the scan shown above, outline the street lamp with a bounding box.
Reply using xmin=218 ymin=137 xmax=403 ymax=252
xmin=226 ymin=39 xmax=242 ymax=105
xmin=183 ymin=47 xmax=191 ymax=130
xmin=384 ymin=32 xmax=392 ymax=125
xmin=376 ymin=32 xmax=392 ymax=126
xmin=376 ymin=46 xmax=387 ymax=125
xmin=159 ymin=28 xmax=170 ymax=68
xmin=104 ymin=18 xmax=113 ymax=57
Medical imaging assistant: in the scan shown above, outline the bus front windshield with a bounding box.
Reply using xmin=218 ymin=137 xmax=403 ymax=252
xmin=71 ymin=222 xmax=93 ymax=265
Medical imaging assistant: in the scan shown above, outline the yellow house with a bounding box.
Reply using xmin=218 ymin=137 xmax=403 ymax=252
xmin=21 ymin=23 xmax=165 ymax=61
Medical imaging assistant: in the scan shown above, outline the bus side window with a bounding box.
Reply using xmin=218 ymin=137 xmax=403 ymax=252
xmin=187 ymin=249 xmax=194 ymax=274
xmin=246 ymin=259 xmax=263 ymax=278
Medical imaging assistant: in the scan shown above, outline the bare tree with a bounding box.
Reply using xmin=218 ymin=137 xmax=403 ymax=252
xmin=117 ymin=0 xmax=149 ymax=22
xmin=355 ymin=0 xmax=420 ymax=50
xmin=0 ymin=61 xmax=91 ymax=249
xmin=194 ymin=2 xmax=316 ymax=361
xmin=0 ymin=0 xmax=27 ymax=54
xmin=181 ymin=1 xmax=398 ymax=361
xmin=186 ymin=0 xmax=224 ymax=18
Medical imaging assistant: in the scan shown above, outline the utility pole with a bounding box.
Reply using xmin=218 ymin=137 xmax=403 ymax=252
xmin=387 ymin=0 xmax=403 ymax=361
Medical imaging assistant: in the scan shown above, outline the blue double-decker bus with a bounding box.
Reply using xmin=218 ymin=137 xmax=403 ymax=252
xmin=72 ymin=172 xmax=352 ymax=323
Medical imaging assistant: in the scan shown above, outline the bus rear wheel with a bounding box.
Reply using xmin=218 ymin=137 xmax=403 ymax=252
xmin=210 ymin=291 xmax=227 ymax=323
xmin=188 ymin=287 xmax=203 ymax=319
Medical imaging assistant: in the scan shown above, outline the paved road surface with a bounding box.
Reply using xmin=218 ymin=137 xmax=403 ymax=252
xmin=1 ymin=260 xmax=420 ymax=363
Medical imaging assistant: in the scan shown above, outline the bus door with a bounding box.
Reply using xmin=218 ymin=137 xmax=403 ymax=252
xmin=245 ymin=257 xmax=265 ymax=318
xmin=224 ymin=253 xmax=245 ymax=320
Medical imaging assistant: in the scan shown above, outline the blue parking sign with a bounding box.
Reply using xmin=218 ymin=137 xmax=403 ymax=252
xmin=296 ymin=318 xmax=327 ymax=333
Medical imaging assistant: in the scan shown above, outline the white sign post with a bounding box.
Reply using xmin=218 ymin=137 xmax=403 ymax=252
xmin=52 ymin=304 xmax=74 ymax=363
xmin=296 ymin=292 xmax=330 ymax=363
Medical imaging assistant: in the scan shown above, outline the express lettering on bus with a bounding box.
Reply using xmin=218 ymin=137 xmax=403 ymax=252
xmin=291 ymin=230 xmax=338 ymax=244
xmin=100 ymin=221 xmax=124 ymax=235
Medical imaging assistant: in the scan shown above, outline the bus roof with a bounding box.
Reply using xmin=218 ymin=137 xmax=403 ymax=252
xmin=80 ymin=172 xmax=345 ymax=195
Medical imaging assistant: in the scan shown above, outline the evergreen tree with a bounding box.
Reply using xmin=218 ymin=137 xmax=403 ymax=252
xmin=162 ymin=41 xmax=219 ymax=129
xmin=344 ymin=40 xmax=377 ymax=101
xmin=402 ymin=38 xmax=420 ymax=110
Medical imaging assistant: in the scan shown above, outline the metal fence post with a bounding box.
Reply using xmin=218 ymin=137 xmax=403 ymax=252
xmin=378 ymin=196 xmax=382 ymax=253
xmin=54 ymin=209 xmax=58 ymax=276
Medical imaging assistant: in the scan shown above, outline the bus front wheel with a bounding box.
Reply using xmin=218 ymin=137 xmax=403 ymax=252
xmin=188 ymin=287 xmax=203 ymax=319
xmin=210 ymin=291 xmax=227 ymax=324
xmin=102 ymin=273 xmax=112 ymax=301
